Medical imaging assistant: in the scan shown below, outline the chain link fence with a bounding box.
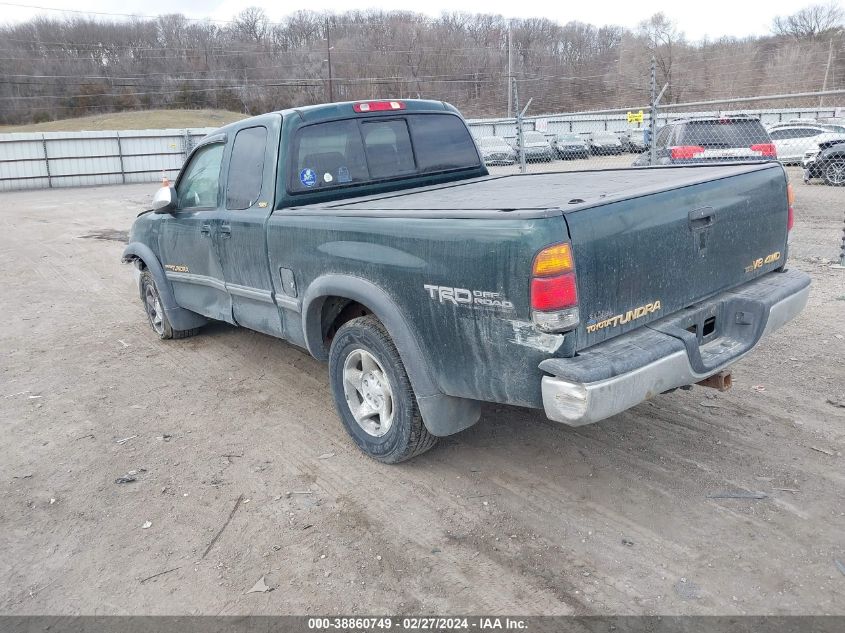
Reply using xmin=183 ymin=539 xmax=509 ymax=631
xmin=468 ymin=81 xmax=845 ymax=183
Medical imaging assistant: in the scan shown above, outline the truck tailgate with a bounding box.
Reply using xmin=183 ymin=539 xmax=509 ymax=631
xmin=565 ymin=163 xmax=790 ymax=350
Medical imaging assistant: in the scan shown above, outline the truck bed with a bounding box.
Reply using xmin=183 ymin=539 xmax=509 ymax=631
xmin=289 ymin=163 xmax=780 ymax=215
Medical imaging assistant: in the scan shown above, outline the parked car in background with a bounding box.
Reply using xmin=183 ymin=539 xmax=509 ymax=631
xmin=802 ymin=139 xmax=845 ymax=186
xmin=514 ymin=131 xmax=555 ymax=162
xmin=633 ymin=115 xmax=775 ymax=166
xmin=768 ymin=118 xmax=845 ymax=133
xmin=475 ymin=136 xmax=517 ymax=166
xmin=587 ymin=131 xmax=623 ymax=155
xmin=801 ymin=134 xmax=845 ymax=171
xmin=614 ymin=130 xmax=632 ymax=152
xmin=818 ymin=117 xmax=845 ymax=133
xmin=551 ymin=133 xmax=589 ymax=159
xmin=625 ymin=129 xmax=648 ymax=153
xmin=821 ymin=123 xmax=845 ymax=134
xmin=767 ymin=119 xmax=818 ymax=131
xmin=768 ymin=125 xmax=844 ymax=164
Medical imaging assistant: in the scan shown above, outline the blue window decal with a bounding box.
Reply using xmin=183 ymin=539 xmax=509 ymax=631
xmin=299 ymin=168 xmax=317 ymax=188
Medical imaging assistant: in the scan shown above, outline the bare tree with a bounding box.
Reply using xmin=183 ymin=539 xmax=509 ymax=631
xmin=637 ymin=13 xmax=685 ymax=102
xmin=772 ymin=3 xmax=844 ymax=40
xmin=233 ymin=7 xmax=270 ymax=44
xmin=0 ymin=8 xmax=841 ymax=125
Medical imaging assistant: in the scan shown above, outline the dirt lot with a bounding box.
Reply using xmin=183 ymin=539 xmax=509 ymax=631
xmin=1 ymin=168 xmax=844 ymax=616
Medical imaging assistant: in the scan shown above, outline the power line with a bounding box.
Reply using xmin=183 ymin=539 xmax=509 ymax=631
xmin=0 ymin=1 xmax=235 ymax=24
xmin=0 ymin=75 xmax=564 ymax=101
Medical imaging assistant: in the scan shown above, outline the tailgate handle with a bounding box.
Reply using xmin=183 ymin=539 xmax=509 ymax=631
xmin=688 ymin=207 xmax=714 ymax=230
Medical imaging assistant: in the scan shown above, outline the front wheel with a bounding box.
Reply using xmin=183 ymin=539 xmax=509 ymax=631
xmin=139 ymin=270 xmax=200 ymax=340
xmin=823 ymin=160 xmax=845 ymax=186
xmin=328 ymin=315 xmax=436 ymax=463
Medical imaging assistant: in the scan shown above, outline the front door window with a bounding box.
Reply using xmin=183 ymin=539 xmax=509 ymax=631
xmin=177 ymin=143 xmax=224 ymax=209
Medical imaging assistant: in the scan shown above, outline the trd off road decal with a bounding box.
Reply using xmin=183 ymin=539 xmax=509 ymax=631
xmin=424 ymin=285 xmax=514 ymax=310
xmin=164 ymin=264 xmax=189 ymax=273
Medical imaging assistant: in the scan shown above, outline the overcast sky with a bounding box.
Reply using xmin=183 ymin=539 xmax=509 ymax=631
xmin=0 ymin=0 xmax=827 ymax=41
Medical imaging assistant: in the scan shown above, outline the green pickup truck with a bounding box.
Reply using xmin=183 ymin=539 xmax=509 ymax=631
xmin=123 ymin=99 xmax=810 ymax=463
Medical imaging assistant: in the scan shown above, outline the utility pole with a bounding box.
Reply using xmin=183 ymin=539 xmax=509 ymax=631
xmin=507 ymin=26 xmax=513 ymax=118
xmin=821 ymin=29 xmax=844 ymax=107
xmin=326 ymin=17 xmax=334 ymax=103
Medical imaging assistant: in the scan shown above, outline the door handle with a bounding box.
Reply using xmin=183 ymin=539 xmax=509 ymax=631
xmin=200 ymin=223 xmax=211 ymax=237
xmin=220 ymin=224 xmax=232 ymax=239
xmin=688 ymin=207 xmax=714 ymax=230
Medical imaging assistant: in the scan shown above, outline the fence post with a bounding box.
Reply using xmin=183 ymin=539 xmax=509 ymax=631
xmin=512 ymin=78 xmax=526 ymax=174
xmin=183 ymin=129 xmax=191 ymax=161
xmin=41 ymin=134 xmax=52 ymax=188
xmin=649 ymin=57 xmax=657 ymax=165
xmin=115 ymin=132 xmax=126 ymax=184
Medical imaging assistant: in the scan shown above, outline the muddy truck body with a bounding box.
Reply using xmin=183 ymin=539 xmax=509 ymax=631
xmin=123 ymin=99 xmax=810 ymax=462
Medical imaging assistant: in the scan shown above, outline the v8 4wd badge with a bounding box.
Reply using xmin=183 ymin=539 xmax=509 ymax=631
xmin=745 ymin=251 xmax=781 ymax=273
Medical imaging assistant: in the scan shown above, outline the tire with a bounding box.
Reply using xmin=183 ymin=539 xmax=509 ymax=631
xmin=138 ymin=270 xmax=200 ymax=340
xmin=822 ymin=160 xmax=845 ymax=186
xmin=328 ymin=315 xmax=437 ymax=463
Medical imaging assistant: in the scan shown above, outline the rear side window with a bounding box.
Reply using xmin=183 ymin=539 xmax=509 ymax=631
xmin=680 ymin=120 xmax=770 ymax=147
xmin=291 ymin=119 xmax=369 ymax=191
xmin=409 ymin=114 xmax=481 ymax=172
xmin=227 ymin=126 xmax=267 ymax=210
xmin=289 ymin=113 xmax=480 ymax=193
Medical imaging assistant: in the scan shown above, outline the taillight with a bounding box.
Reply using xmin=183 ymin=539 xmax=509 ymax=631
xmin=352 ymin=101 xmax=405 ymax=113
xmin=787 ymin=183 xmax=795 ymax=234
xmin=531 ymin=243 xmax=579 ymax=332
xmin=751 ymin=143 xmax=777 ymax=158
xmin=532 ymin=243 xmax=574 ymax=277
xmin=670 ymin=145 xmax=705 ymax=160
xmin=531 ymin=275 xmax=578 ymax=311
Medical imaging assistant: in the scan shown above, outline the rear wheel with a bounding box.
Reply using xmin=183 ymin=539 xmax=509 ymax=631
xmin=328 ymin=315 xmax=436 ymax=463
xmin=139 ymin=270 xmax=200 ymax=340
xmin=823 ymin=160 xmax=845 ymax=186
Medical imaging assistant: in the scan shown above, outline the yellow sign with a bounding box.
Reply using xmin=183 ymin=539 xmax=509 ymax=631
xmin=627 ymin=110 xmax=644 ymax=124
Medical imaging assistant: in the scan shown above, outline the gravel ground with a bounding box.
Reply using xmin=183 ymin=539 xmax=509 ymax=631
xmin=1 ymin=167 xmax=844 ymax=616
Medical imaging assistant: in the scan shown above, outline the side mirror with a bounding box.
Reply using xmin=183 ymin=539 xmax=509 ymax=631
xmin=152 ymin=185 xmax=177 ymax=214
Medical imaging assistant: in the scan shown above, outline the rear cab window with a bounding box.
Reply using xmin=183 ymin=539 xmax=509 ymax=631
xmin=288 ymin=113 xmax=480 ymax=193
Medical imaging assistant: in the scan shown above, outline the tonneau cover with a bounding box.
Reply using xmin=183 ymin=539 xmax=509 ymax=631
xmin=292 ymin=163 xmax=779 ymax=212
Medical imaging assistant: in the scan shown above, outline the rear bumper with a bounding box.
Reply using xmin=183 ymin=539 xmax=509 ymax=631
xmin=540 ymin=269 xmax=810 ymax=426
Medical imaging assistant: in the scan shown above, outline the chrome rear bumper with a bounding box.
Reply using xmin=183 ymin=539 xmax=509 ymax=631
xmin=541 ymin=270 xmax=810 ymax=426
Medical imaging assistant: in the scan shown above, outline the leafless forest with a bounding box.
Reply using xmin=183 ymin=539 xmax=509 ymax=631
xmin=0 ymin=3 xmax=842 ymax=124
